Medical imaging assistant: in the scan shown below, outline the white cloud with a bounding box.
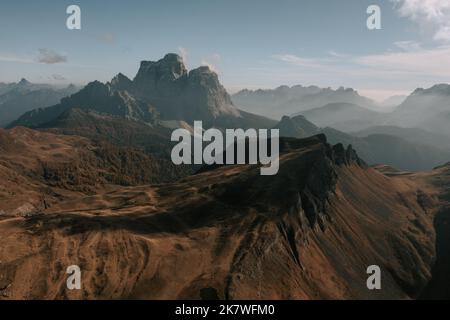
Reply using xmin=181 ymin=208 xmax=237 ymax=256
xmin=274 ymin=44 xmax=450 ymax=79
xmin=327 ymin=50 xmax=349 ymax=58
xmin=272 ymin=54 xmax=329 ymax=68
xmin=393 ymin=40 xmax=422 ymax=51
xmin=391 ymin=0 xmax=450 ymax=42
xmin=0 ymin=53 xmax=33 ymax=63
xmin=177 ymin=47 xmax=188 ymax=64
xmin=271 ymin=44 xmax=450 ymax=101
xmin=201 ymin=53 xmax=221 ymax=74
xmin=356 ymin=45 xmax=450 ymax=77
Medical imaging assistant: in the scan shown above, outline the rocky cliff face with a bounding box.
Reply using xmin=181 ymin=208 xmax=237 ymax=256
xmin=133 ymin=54 xmax=239 ymax=122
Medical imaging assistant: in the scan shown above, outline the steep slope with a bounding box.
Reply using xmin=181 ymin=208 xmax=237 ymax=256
xmin=10 ymin=54 xmax=276 ymax=130
xmin=387 ymin=84 xmax=450 ymax=136
xmin=0 ymin=135 xmax=441 ymax=299
xmin=232 ymin=85 xmax=377 ymax=120
xmin=417 ymin=162 xmax=450 ymax=299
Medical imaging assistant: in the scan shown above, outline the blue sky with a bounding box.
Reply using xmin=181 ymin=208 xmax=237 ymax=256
xmin=1 ymin=0 xmax=450 ymax=101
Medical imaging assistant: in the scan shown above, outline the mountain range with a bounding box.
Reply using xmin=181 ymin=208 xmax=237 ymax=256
xmin=232 ymin=85 xmax=378 ymax=120
xmin=1 ymin=53 xmax=450 ymax=300
xmin=296 ymin=102 xmax=382 ymax=132
xmin=386 ymin=84 xmax=450 ymax=137
xmin=273 ymin=115 xmax=450 ymax=171
xmin=7 ymin=57 xmax=450 ymax=174
xmin=10 ymin=54 xmax=276 ymax=130
xmin=233 ymin=83 xmax=450 ymax=141
xmin=0 ymin=79 xmax=79 ymax=127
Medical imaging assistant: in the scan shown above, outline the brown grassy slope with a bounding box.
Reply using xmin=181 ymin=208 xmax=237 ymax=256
xmin=0 ymin=127 xmax=187 ymax=216
xmin=0 ymin=135 xmax=444 ymax=300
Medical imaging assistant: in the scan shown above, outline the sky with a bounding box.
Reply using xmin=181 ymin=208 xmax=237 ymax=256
xmin=1 ymin=0 xmax=450 ymax=101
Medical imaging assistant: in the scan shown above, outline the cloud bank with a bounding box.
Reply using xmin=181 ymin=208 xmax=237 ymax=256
xmin=391 ymin=0 xmax=450 ymax=42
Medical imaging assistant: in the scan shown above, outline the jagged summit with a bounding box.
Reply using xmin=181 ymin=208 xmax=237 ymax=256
xmin=232 ymin=84 xmax=377 ymax=120
xmin=131 ymin=53 xmax=238 ymax=120
xmin=134 ymin=53 xmax=188 ymax=85
xmin=411 ymin=83 xmax=450 ymax=96
xmin=17 ymin=78 xmax=31 ymax=86
xmin=110 ymin=72 xmax=132 ymax=90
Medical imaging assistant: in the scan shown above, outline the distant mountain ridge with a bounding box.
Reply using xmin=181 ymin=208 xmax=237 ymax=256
xmin=232 ymin=85 xmax=377 ymax=119
xmin=0 ymin=78 xmax=49 ymax=96
xmin=275 ymin=115 xmax=450 ymax=171
xmin=353 ymin=125 xmax=450 ymax=150
xmin=0 ymin=79 xmax=78 ymax=127
xmin=296 ymin=102 xmax=382 ymax=132
xmin=386 ymin=83 xmax=450 ymax=136
xmin=264 ymin=83 xmax=450 ymax=143
xmin=10 ymin=54 xmax=276 ymax=130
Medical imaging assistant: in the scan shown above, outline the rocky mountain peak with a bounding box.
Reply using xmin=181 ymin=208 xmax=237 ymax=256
xmin=134 ymin=53 xmax=187 ymax=87
xmin=131 ymin=54 xmax=238 ymax=121
xmin=17 ymin=78 xmax=31 ymax=86
xmin=187 ymin=65 xmax=224 ymax=91
xmin=412 ymin=83 xmax=450 ymax=96
xmin=110 ymin=73 xmax=133 ymax=91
